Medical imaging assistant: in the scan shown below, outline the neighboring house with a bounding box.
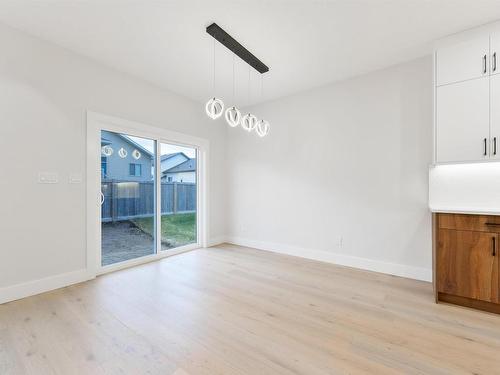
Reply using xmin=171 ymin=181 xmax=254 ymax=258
xmin=100 ymin=134 xmax=196 ymax=183
xmin=162 ymin=158 xmax=196 ymax=183
xmin=160 ymin=152 xmax=189 ymax=172
xmin=101 ymin=130 xmax=154 ymax=182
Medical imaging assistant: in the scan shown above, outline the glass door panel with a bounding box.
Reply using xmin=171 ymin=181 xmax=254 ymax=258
xmin=100 ymin=130 xmax=156 ymax=266
xmin=159 ymin=142 xmax=197 ymax=250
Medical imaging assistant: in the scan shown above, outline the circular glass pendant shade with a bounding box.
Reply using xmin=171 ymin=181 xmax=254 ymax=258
xmin=118 ymin=147 xmax=128 ymax=158
xmin=205 ymin=97 xmax=224 ymax=120
xmin=225 ymin=106 xmax=241 ymax=127
xmin=101 ymin=145 xmax=114 ymax=156
xmin=256 ymin=119 xmax=270 ymax=137
xmin=132 ymin=149 xmax=141 ymax=160
xmin=241 ymin=113 xmax=258 ymax=132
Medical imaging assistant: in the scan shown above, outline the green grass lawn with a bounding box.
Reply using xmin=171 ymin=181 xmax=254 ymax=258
xmin=132 ymin=212 xmax=196 ymax=248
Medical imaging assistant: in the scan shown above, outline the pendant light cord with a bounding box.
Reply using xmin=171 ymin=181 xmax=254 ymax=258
xmin=212 ymin=38 xmax=216 ymax=95
xmin=261 ymin=74 xmax=263 ymax=101
xmin=232 ymin=53 xmax=235 ymax=104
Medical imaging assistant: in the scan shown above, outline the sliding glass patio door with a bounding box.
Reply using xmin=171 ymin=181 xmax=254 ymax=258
xmin=98 ymin=128 xmax=200 ymax=269
xmin=100 ymin=130 xmax=157 ymax=266
xmin=159 ymin=142 xmax=197 ymax=250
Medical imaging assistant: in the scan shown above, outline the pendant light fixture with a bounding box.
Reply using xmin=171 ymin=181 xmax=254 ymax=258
xmin=118 ymin=147 xmax=128 ymax=158
xmin=241 ymin=113 xmax=258 ymax=132
xmin=132 ymin=149 xmax=141 ymax=160
xmin=256 ymin=119 xmax=270 ymax=137
xmin=241 ymin=66 xmax=258 ymax=132
xmin=101 ymin=145 xmax=113 ymax=157
xmin=225 ymin=53 xmax=241 ymax=127
xmin=205 ymin=23 xmax=271 ymax=137
xmin=205 ymin=39 xmax=224 ymax=120
xmin=256 ymin=75 xmax=270 ymax=137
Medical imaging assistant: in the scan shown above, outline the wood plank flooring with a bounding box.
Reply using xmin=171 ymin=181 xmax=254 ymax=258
xmin=1 ymin=244 xmax=500 ymax=374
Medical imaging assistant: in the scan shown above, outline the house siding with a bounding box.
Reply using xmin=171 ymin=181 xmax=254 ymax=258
xmin=101 ymin=130 xmax=153 ymax=182
xmin=160 ymin=153 xmax=189 ymax=172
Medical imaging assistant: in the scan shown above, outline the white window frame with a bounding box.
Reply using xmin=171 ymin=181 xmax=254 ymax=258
xmin=86 ymin=111 xmax=209 ymax=276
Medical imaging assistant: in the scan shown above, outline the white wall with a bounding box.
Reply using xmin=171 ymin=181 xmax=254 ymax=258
xmin=226 ymin=56 xmax=433 ymax=281
xmin=0 ymin=23 xmax=227 ymax=291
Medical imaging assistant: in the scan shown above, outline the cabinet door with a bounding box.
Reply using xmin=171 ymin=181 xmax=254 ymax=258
xmin=491 ymin=74 xmax=500 ymax=159
xmin=490 ymin=32 xmax=500 ymax=76
xmin=436 ymin=36 xmax=489 ymax=86
xmin=436 ymin=77 xmax=490 ymax=163
xmin=437 ymin=229 xmax=498 ymax=303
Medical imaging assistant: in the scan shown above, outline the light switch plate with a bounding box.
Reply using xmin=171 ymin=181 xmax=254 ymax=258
xmin=38 ymin=172 xmax=58 ymax=184
xmin=69 ymin=173 xmax=83 ymax=184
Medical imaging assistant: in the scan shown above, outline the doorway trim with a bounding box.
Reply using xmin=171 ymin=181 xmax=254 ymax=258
xmin=86 ymin=111 xmax=209 ymax=276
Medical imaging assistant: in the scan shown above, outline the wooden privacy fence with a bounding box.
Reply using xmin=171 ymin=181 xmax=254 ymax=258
xmin=101 ymin=180 xmax=196 ymax=222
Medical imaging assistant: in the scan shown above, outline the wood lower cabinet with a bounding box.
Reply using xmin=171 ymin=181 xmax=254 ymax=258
xmin=434 ymin=213 xmax=500 ymax=314
xmin=437 ymin=229 xmax=498 ymax=302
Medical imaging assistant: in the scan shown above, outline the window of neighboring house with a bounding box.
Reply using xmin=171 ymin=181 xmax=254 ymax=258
xmin=101 ymin=156 xmax=107 ymax=178
xmin=167 ymin=176 xmax=173 ymax=182
xmin=129 ymin=163 xmax=142 ymax=177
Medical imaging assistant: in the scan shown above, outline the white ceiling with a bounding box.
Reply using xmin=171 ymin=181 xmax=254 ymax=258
xmin=1 ymin=0 xmax=500 ymax=106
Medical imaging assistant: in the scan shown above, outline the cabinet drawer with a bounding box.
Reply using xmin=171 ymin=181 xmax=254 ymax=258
xmin=438 ymin=213 xmax=500 ymax=232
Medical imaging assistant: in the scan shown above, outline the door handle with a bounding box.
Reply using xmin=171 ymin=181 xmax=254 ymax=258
xmin=484 ymin=138 xmax=488 ymax=156
xmin=100 ymin=192 xmax=105 ymax=205
xmin=493 ymin=236 xmax=496 ymax=257
xmin=484 ymin=54 xmax=488 ymax=74
xmin=494 ymin=52 xmax=497 ymax=72
xmin=494 ymin=137 xmax=497 ymax=156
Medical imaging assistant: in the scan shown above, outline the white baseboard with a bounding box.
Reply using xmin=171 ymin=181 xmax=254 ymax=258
xmin=0 ymin=269 xmax=94 ymax=305
xmin=225 ymin=236 xmax=432 ymax=282
xmin=207 ymin=235 xmax=228 ymax=247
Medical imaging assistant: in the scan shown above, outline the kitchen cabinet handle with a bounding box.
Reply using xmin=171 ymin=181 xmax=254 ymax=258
xmin=484 ymin=54 xmax=488 ymax=74
xmin=494 ymin=52 xmax=497 ymax=72
xmin=486 ymin=222 xmax=500 ymax=226
xmin=493 ymin=236 xmax=496 ymax=257
xmin=484 ymin=138 xmax=488 ymax=156
xmin=495 ymin=137 xmax=497 ymax=156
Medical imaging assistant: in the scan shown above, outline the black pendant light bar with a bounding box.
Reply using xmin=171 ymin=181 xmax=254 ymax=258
xmin=206 ymin=23 xmax=269 ymax=74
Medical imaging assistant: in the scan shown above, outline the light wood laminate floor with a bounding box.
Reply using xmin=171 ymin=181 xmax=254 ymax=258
xmin=1 ymin=244 xmax=500 ymax=374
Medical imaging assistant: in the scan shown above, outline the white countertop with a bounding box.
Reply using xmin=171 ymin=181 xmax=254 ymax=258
xmin=429 ymin=207 xmax=500 ymax=216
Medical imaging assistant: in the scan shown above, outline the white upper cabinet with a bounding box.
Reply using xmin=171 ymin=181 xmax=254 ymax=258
xmin=434 ymin=23 xmax=500 ymax=164
xmin=436 ymin=35 xmax=489 ymax=86
xmin=490 ymin=74 xmax=500 ymax=159
xmin=491 ymin=32 xmax=500 ymax=75
xmin=436 ymin=77 xmax=490 ymax=163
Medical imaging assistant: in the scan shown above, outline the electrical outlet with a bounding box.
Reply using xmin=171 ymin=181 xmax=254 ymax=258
xmin=38 ymin=172 xmax=58 ymax=184
xmin=69 ymin=173 xmax=83 ymax=184
xmin=337 ymin=236 xmax=343 ymax=248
